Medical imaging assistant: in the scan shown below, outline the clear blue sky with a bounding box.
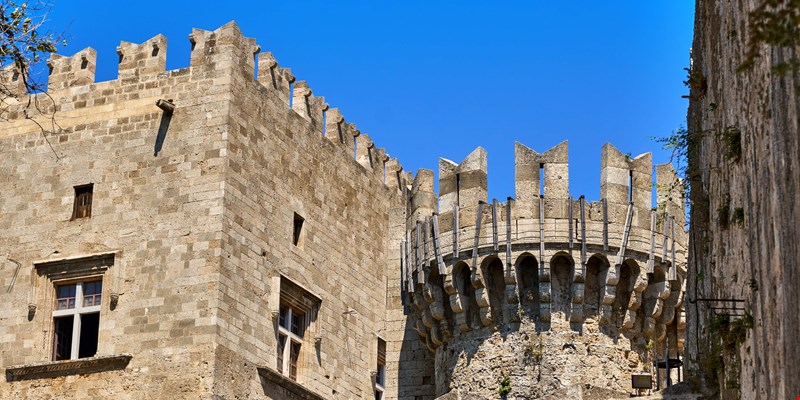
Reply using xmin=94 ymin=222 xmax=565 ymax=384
xmin=44 ymin=1 xmax=694 ymax=203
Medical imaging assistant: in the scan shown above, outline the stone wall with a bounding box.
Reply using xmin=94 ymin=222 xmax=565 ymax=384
xmin=686 ymin=1 xmax=800 ymax=399
xmin=0 ymin=30 xmax=228 ymax=399
xmin=0 ymin=21 xmax=431 ymax=400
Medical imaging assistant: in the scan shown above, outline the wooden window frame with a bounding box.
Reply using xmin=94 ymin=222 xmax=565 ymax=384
xmin=71 ymin=184 xmax=94 ymax=220
xmin=375 ymin=337 xmax=386 ymax=399
xmin=52 ymin=278 xmax=102 ymax=361
xmin=277 ymin=304 xmax=305 ymax=381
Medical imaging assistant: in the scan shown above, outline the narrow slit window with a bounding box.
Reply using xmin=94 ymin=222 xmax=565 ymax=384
xmin=539 ymin=164 xmax=545 ymax=197
xmin=322 ymin=110 xmax=327 ymax=135
xmin=72 ymin=184 xmax=93 ymax=220
xmin=628 ymin=170 xmax=633 ymax=204
xmin=292 ymin=213 xmax=304 ymax=247
xmin=455 ymin=173 xmax=461 ymax=205
xmin=253 ymin=52 xmax=258 ymax=79
xmin=288 ymin=82 xmax=294 ymax=108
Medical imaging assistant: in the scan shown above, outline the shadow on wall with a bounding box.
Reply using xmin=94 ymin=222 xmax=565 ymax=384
xmin=401 ymin=249 xmax=660 ymax=398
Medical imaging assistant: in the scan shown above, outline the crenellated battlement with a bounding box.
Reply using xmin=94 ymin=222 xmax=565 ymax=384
xmin=2 ymin=21 xmax=407 ymax=194
xmin=401 ymin=142 xmax=688 ymax=371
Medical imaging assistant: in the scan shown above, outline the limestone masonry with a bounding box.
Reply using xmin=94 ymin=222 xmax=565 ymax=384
xmin=1 ymin=22 xmax=687 ymax=399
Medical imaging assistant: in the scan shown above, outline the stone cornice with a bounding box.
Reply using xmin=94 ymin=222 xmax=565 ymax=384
xmin=5 ymin=354 xmax=132 ymax=382
xmin=256 ymin=366 xmax=325 ymax=400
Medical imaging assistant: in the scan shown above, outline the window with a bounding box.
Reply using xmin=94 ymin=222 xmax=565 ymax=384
xmin=275 ymin=277 xmax=320 ymax=382
xmin=375 ymin=338 xmax=386 ymax=400
xmin=292 ymin=213 xmax=304 ymax=247
xmin=277 ymin=304 xmax=305 ymax=380
xmin=52 ymin=280 xmax=102 ymax=360
xmin=71 ymin=184 xmax=93 ymax=220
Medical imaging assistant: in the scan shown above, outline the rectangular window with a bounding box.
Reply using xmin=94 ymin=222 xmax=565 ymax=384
xmin=277 ymin=304 xmax=305 ymax=381
xmin=71 ymin=184 xmax=93 ymax=220
xmin=274 ymin=276 xmax=320 ymax=383
xmin=375 ymin=338 xmax=386 ymax=399
xmin=52 ymin=280 xmax=102 ymax=361
xmin=292 ymin=213 xmax=304 ymax=247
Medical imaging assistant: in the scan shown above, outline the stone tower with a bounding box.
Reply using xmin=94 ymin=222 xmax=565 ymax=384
xmin=0 ymin=22 xmax=686 ymax=400
xmin=403 ymin=142 xmax=687 ymax=398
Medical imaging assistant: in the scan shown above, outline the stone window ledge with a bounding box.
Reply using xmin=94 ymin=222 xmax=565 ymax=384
xmin=5 ymin=354 xmax=132 ymax=382
xmin=257 ymin=366 xmax=325 ymax=400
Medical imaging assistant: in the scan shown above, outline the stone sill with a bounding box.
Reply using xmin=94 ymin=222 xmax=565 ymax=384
xmin=257 ymin=366 xmax=325 ymax=400
xmin=5 ymin=354 xmax=132 ymax=382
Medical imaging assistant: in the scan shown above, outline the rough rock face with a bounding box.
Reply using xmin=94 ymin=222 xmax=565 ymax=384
xmin=687 ymin=1 xmax=800 ymax=398
xmin=434 ymin=317 xmax=640 ymax=400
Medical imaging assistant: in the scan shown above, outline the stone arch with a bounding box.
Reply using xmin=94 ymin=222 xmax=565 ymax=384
xmin=480 ymin=256 xmax=505 ymax=324
xmin=612 ymin=259 xmax=640 ymax=327
xmin=584 ymin=254 xmax=609 ymax=319
xmin=515 ymin=253 xmax=539 ymax=318
xmin=453 ymin=262 xmax=481 ymax=329
xmin=550 ymin=252 xmax=574 ymax=320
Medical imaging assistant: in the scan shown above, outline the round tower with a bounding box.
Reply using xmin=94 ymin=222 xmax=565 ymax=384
xmin=401 ymin=142 xmax=687 ymax=399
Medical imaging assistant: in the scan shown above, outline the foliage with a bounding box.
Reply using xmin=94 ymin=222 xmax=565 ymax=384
xmin=722 ymin=126 xmax=742 ymax=162
xmin=682 ymin=65 xmax=707 ymax=100
xmin=652 ymin=126 xmax=695 ymax=222
xmin=528 ymin=335 xmax=543 ymax=363
xmin=498 ymin=376 xmax=511 ymax=396
xmin=731 ymin=207 xmax=745 ymax=227
xmin=1 ymin=1 xmax=63 ymax=98
xmin=709 ymin=313 xmax=754 ymax=351
xmin=1 ymin=1 xmax=65 ymax=159
xmin=740 ymin=0 xmax=800 ymax=73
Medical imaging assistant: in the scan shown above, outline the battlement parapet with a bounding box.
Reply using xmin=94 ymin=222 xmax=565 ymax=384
xmin=3 ymin=21 xmax=405 ymax=195
xmin=401 ymin=142 xmax=687 ymax=359
xmin=1 ymin=64 xmax=26 ymax=98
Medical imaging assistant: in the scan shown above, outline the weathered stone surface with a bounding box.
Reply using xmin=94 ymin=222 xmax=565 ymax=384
xmin=686 ymin=1 xmax=800 ymax=399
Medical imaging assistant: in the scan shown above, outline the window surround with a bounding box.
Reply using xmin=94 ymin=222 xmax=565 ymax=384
xmin=270 ymin=275 xmax=321 ymax=383
xmin=4 ymin=253 xmax=129 ymax=381
xmin=33 ymin=253 xmax=116 ymax=357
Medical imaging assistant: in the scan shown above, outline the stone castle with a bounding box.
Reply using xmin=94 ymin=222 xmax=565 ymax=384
xmin=1 ymin=22 xmax=688 ymax=399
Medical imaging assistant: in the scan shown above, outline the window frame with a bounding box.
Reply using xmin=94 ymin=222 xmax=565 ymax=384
xmin=33 ymin=253 xmax=115 ymax=363
xmin=71 ymin=183 xmax=94 ymax=220
xmin=52 ymin=278 xmax=103 ymax=361
xmin=375 ymin=337 xmax=386 ymax=400
xmin=277 ymin=304 xmax=306 ymax=380
xmin=273 ymin=276 xmax=321 ymax=384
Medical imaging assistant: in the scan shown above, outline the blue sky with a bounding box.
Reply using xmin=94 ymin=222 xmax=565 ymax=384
xmin=44 ymin=1 xmax=694 ymax=203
